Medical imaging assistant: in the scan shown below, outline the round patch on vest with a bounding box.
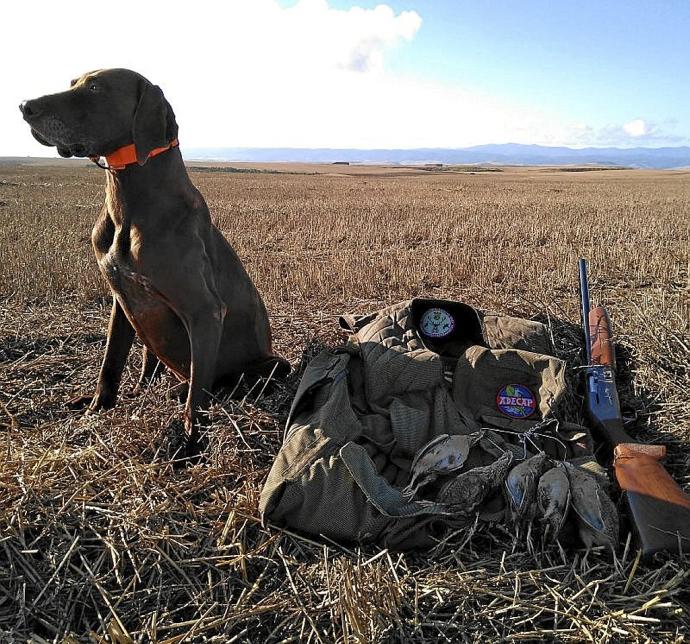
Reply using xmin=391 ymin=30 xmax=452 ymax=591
xmin=420 ymin=307 xmax=455 ymax=338
xmin=496 ymin=384 xmax=537 ymax=419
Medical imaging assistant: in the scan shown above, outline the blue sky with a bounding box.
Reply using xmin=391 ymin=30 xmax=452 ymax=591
xmin=412 ymin=1 xmax=681 ymax=141
xmin=4 ymin=0 xmax=689 ymax=154
xmin=295 ymin=0 xmax=690 ymax=146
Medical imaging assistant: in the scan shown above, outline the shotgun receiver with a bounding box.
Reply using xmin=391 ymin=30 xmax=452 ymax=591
xmin=578 ymin=258 xmax=690 ymax=557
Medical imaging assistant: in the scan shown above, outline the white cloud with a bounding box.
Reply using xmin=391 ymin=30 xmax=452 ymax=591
xmin=622 ymin=118 xmax=654 ymax=138
xmin=562 ymin=119 xmax=684 ymax=148
xmin=284 ymin=1 xmax=421 ymax=73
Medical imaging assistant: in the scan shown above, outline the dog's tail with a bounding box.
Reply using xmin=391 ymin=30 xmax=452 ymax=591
xmin=213 ymin=355 xmax=291 ymax=394
xmin=247 ymin=355 xmax=291 ymax=380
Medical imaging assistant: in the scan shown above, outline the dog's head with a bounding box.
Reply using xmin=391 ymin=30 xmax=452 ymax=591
xmin=19 ymin=68 xmax=178 ymax=165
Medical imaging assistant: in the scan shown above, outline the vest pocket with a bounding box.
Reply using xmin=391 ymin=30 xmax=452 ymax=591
xmin=453 ymin=345 xmax=566 ymax=431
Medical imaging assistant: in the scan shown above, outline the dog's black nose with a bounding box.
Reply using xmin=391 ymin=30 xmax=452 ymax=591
xmin=20 ymin=100 xmax=40 ymax=118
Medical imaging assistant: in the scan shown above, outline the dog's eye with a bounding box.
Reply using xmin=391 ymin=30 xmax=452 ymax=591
xmin=88 ymin=82 xmax=98 ymax=92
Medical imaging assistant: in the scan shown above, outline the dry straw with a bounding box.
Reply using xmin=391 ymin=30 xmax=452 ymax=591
xmin=0 ymin=163 xmax=688 ymax=642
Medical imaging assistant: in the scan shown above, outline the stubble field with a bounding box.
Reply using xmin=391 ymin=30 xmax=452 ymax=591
xmin=0 ymin=161 xmax=688 ymax=642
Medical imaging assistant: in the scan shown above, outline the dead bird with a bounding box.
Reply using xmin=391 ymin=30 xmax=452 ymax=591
xmin=505 ymin=452 xmax=552 ymax=522
xmin=403 ymin=432 xmax=481 ymax=498
xmin=563 ymin=461 xmax=619 ymax=549
xmin=438 ymin=450 xmax=514 ymax=515
xmin=536 ymin=463 xmax=571 ymax=540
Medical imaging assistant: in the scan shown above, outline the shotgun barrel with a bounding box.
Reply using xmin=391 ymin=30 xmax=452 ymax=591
xmin=578 ymin=258 xmax=593 ymax=365
xmin=578 ymin=258 xmax=690 ymax=557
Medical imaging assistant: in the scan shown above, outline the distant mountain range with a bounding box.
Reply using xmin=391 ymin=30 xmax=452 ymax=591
xmin=184 ymin=143 xmax=690 ymax=169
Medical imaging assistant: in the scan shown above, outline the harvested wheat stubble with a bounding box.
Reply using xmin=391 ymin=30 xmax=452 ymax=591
xmin=0 ymin=163 xmax=689 ymax=643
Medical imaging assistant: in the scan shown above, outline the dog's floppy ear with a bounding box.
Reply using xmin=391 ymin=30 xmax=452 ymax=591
xmin=132 ymin=82 xmax=179 ymax=165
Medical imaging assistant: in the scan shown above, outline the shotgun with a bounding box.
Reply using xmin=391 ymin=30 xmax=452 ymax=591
xmin=578 ymin=258 xmax=690 ymax=557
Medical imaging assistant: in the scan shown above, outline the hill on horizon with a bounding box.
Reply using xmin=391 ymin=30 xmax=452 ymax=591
xmin=183 ymin=142 xmax=690 ymax=169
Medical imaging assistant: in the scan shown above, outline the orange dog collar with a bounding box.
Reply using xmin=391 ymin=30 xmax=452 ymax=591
xmin=91 ymin=138 xmax=179 ymax=170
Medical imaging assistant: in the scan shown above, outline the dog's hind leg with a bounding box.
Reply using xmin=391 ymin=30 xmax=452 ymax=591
xmin=183 ymin=310 xmax=224 ymax=455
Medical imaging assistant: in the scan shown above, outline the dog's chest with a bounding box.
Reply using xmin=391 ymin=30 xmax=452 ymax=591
xmin=100 ymin=252 xmax=156 ymax=295
xmin=97 ymin=247 xmax=189 ymax=379
xmin=93 ymin=213 xmax=153 ymax=295
xmin=94 ymin=220 xmax=160 ymax=319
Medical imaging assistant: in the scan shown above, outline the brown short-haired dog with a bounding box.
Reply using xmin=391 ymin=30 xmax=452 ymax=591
xmin=20 ymin=68 xmax=289 ymax=455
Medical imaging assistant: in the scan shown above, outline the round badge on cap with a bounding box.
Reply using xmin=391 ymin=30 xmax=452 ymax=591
xmin=496 ymin=384 xmax=537 ymax=419
xmin=420 ymin=307 xmax=455 ymax=338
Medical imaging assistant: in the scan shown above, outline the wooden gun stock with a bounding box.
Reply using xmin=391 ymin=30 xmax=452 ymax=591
xmin=579 ymin=259 xmax=690 ymax=556
xmin=614 ymin=443 xmax=690 ymax=557
xmin=589 ymin=306 xmax=616 ymax=370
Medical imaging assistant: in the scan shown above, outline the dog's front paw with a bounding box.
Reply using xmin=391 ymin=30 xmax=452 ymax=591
xmin=68 ymin=390 xmax=117 ymax=412
xmin=89 ymin=390 xmax=117 ymax=412
xmin=66 ymin=394 xmax=94 ymax=410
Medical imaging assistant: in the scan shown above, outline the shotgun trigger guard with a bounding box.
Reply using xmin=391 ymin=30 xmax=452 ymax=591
xmin=586 ymin=365 xmax=621 ymax=422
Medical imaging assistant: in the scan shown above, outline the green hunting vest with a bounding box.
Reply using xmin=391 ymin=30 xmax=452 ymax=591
xmin=260 ymin=299 xmax=596 ymax=549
